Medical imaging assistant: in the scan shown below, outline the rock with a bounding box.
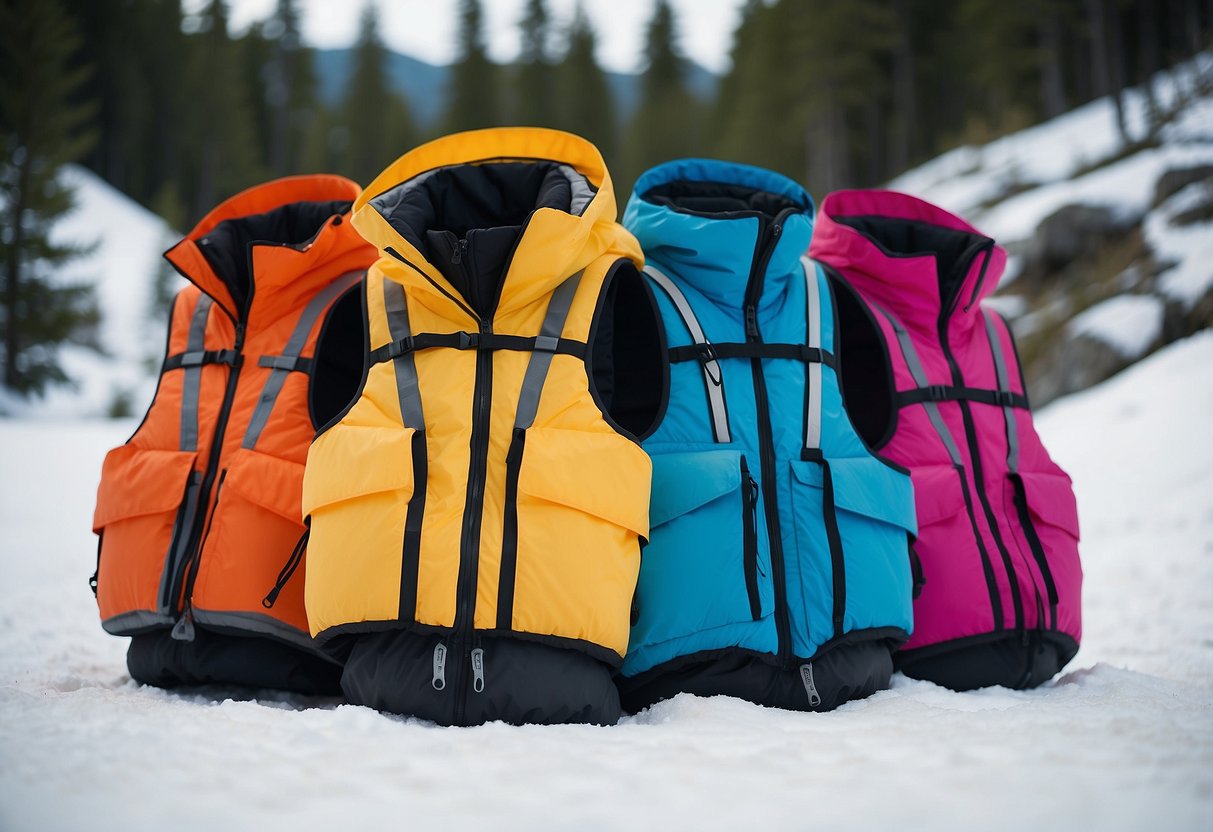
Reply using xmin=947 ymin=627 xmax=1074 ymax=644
xmin=1024 ymin=204 xmax=1136 ymax=276
xmin=1152 ymin=164 xmax=1213 ymax=207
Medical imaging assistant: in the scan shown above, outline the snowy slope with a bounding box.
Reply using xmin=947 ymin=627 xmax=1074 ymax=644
xmin=890 ymin=55 xmax=1213 ymax=311
xmin=0 ymin=165 xmax=182 ymax=418
xmin=1 ymin=333 xmax=1211 ymax=831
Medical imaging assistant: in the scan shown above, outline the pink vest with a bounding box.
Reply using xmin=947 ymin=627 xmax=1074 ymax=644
xmin=810 ymin=189 xmax=1081 ymax=690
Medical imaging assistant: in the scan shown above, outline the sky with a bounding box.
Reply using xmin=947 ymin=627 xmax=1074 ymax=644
xmin=212 ymin=0 xmax=749 ymax=74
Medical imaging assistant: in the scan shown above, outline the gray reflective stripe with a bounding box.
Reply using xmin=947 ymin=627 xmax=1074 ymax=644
xmin=190 ymin=608 xmax=337 ymax=660
xmin=383 ymin=278 xmax=426 ymax=430
xmin=983 ymin=311 xmax=1020 ymax=474
xmin=242 ymin=271 xmax=362 ymax=450
xmin=801 ymin=257 xmax=823 ymax=451
xmin=180 ymin=295 xmax=213 ymax=451
xmin=100 ymin=609 xmax=176 ymax=636
xmin=870 ymin=301 xmax=964 ymax=466
xmin=644 ymin=264 xmax=731 ymax=444
xmin=514 ymin=271 xmax=584 ymax=430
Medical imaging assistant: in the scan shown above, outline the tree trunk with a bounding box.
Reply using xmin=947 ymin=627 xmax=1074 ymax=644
xmin=1039 ymin=5 xmax=1068 ymax=119
xmin=1087 ymin=0 xmax=1130 ymax=143
xmin=891 ymin=0 xmax=916 ymax=175
xmin=3 ymin=158 xmax=30 ymax=389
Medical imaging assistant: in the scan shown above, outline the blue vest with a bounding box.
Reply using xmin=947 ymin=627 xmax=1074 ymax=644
xmin=619 ymin=159 xmax=916 ymax=706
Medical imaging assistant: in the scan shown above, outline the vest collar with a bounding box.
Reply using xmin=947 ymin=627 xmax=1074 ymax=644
xmin=352 ymin=127 xmax=641 ymax=326
xmin=623 ymin=159 xmax=815 ymax=312
xmin=810 ymin=189 xmax=1007 ymax=332
xmin=164 ymin=175 xmax=367 ymax=322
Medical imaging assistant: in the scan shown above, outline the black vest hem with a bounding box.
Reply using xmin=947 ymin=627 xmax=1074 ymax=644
xmin=126 ymin=628 xmax=342 ymax=696
xmin=616 ymin=627 xmax=906 ymax=714
xmin=340 ymin=629 xmax=622 ymax=727
xmin=895 ymin=629 xmax=1079 ymax=691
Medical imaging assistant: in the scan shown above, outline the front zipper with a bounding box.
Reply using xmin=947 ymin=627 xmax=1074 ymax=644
xmin=743 ymin=210 xmax=796 ymax=668
xmin=1012 ymin=476 xmax=1059 ymax=630
xmin=740 ymin=456 xmax=762 ymax=621
xmin=450 ymin=229 xmax=494 ymax=724
xmin=170 ymin=320 xmax=247 ymax=640
xmin=937 ymin=247 xmax=1026 ymax=636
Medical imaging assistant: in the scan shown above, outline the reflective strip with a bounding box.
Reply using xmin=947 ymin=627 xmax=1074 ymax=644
xmin=514 ymin=271 xmax=584 ymax=430
xmin=190 ymin=608 xmax=337 ymax=659
xmin=801 ymin=257 xmax=823 ymax=451
xmin=870 ymin=301 xmax=964 ymax=466
xmin=242 ymin=271 xmax=362 ymax=450
xmin=983 ymin=311 xmax=1020 ymax=474
xmin=179 ymin=295 xmax=213 ymax=452
xmin=100 ymin=609 xmax=176 ymax=636
xmin=644 ymin=265 xmax=731 ymax=444
xmin=383 ymin=278 xmax=426 ymax=430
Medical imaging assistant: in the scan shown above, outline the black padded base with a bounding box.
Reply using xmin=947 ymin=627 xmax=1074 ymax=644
xmin=895 ymin=630 xmax=1080 ymax=691
xmin=616 ymin=634 xmax=900 ymax=715
xmin=127 ymin=628 xmax=342 ymax=696
xmin=341 ymin=629 xmax=622 ymax=726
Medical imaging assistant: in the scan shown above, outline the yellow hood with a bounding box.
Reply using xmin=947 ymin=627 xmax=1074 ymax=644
xmin=352 ymin=127 xmax=643 ymax=324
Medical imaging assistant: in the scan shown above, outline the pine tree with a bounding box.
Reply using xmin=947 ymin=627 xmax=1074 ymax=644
xmin=264 ymin=0 xmax=316 ymax=175
xmin=515 ymin=0 xmax=556 ymax=127
xmin=622 ymin=0 xmax=700 ymax=195
xmin=554 ymin=3 xmax=618 ymax=163
xmin=180 ymin=0 xmax=264 ymax=221
xmin=340 ymin=2 xmax=415 ymax=184
xmin=444 ymin=0 xmax=501 ymax=133
xmin=0 ymin=0 xmax=101 ymax=394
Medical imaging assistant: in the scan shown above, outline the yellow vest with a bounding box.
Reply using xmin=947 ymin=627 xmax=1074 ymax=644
xmin=302 ymin=128 xmax=651 ymax=665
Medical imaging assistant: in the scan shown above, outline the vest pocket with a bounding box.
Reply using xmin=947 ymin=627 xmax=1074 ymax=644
xmin=789 ymin=456 xmax=916 ymax=643
xmin=301 ymin=424 xmax=418 ymax=636
xmin=92 ymin=445 xmax=199 ymax=630
xmin=507 ymin=427 xmax=651 ymax=658
xmin=630 ymin=449 xmax=772 ymax=653
xmin=1007 ymin=469 xmax=1081 ymax=634
xmin=190 ymin=448 xmax=308 ymax=631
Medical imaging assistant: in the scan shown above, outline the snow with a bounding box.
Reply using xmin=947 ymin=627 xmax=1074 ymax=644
xmin=0 ymin=165 xmax=181 ymax=419
xmin=1067 ymin=294 xmax=1165 ymax=357
xmin=1147 ymin=181 xmax=1213 ymax=308
xmin=2 ymin=333 xmax=1212 ymax=831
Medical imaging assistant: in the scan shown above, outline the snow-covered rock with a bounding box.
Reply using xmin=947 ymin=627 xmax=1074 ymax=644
xmin=1 ymin=333 xmax=1211 ymax=831
xmin=1068 ymin=294 xmax=1165 ymax=358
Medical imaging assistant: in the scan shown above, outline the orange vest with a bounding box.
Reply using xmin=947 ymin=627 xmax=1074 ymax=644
xmin=91 ymin=175 xmax=376 ymax=660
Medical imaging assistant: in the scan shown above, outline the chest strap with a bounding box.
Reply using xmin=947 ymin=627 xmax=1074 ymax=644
xmin=162 ymin=349 xmax=240 ymax=372
xmin=242 ymin=270 xmax=364 ymax=450
xmin=669 ymin=342 xmax=836 ymax=366
xmin=370 ymin=331 xmax=587 ymax=364
xmin=895 ymin=385 xmax=1028 ymax=409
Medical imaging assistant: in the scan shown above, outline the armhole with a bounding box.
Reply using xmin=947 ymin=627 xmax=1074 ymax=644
xmin=584 ymin=259 xmax=669 ymax=443
xmin=310 ymin=278 xmax=371 ymax=437
xmin=825 ymin=268 xmax=899 ymax=453
xmin=123 ymin=292 xmax=181 ymax=445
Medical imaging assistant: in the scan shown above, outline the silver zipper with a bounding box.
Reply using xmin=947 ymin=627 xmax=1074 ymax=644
xmin=470 ymin=647 xmax=485 ymax=694
xmin=431 ymin=642 xmax=447 ymax=691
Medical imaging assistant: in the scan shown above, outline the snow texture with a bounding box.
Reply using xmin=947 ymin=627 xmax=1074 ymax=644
xmin=1067 ymin=294 xmax=1165 ymax=357
xmin=2 ymin=333 xmax=1212 ymax=832
xmin=890 ymin=55 xmax=1213 ymax=298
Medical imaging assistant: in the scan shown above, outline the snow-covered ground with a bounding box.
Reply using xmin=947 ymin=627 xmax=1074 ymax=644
xmin=2 ymin=332 xmax=1211 ymax=831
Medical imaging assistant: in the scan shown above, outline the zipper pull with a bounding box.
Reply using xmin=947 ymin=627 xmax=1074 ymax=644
xmin=452 ymin=238 xmax=467 ymax=265
xmin=747 ymin=476 xmax=766 ymax=577
xmin=432 ymin=642 xmax=448 ymax=690
xmin=262 ymin=526 xmax=309 ymax=609
xmin=171 ymin=604 xmax=196 ymax=642
xmin=799 ymin=663 xmax=822 ymax=707
xmin=470 ymin=647 xmax=485 ymax=694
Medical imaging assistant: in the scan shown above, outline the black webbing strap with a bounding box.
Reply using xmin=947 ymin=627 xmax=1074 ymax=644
xmin=370 ymin=332 xmax=587 ymax=364
xmin=257 ymin=354 xmax=314 ymax=374
xmin=162 ymin=349 xmax=241 ymax=372
xmin=669 ymin=342 xmax=836 ymax=367
xmin=896 ymin=385 xmax=1029 ymax=409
